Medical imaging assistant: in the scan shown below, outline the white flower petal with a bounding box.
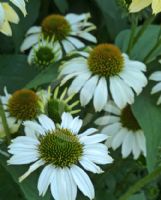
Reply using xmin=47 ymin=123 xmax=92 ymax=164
xmin=80 ymin=158 xmax=103 ymax=174
xmin=20 ymin=34 xmax=40 ymax=51
xmin=95 ymin=115 xmax=119 ymax=126
xmin=19 ymin=160 xmax=44 ymax=182
xmin=93 ymin=77 xmax=108 ymax=112
xmin=79 ymin=128 xmax=97 ymax=137
xmin=38 ymin=115 xmax=55 ymax=132
xmin=80 ymin=134 xmax=107 ymax=144
xmin=71 ymin=165 xmax=94 ymax=199
xmin=61 ymin=112 xmax=73 ymax=129
xmin=80 ymin=75 xmax=99 ymax=106
xmin=150 ymin=71 xmax=161 ymax=81
xmin=38 ymin=165 xmax=56 ymax=196
xmin=121 ymin=132 xmax=134 ymax=158
xmin=68 ymin=72 xmax=91 ymax=95
xmin=51 ymin=168 xmax=77 ymax=200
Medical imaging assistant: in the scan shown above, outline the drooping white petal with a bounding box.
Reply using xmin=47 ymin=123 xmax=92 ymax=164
xmin=71 ymin=165 xmax=95 ymax=199
xmin=93 ymin=77 xmax=108 ymax=112
xmin=104 ymin=101 xmax=121 ymax=115
xmin=111 ymin=128 xmax=126 ymax=150
xmin=80 ymin=75 xmax=98 ymax=106
xmin=19 ymin=160 xmax=44 ymax=182
xmin=151 ymin=82 xmax=161 ymax=94
xmin=68 ymin=72 xmax=91 ymax=95
xmin=51 ymin=168 xmax=77 ymax=200
xmin=69 ymin=117 xmax=82 ymax=134
xmin=67 ymin=36 xmax=85 ymax=49
xmin=121 ymin=131 xmax=134 ymax=158
xmin=110 ymin=76 xmax=134 ymax=108
xmin=38 ymin=165 xmax=56 ymax=197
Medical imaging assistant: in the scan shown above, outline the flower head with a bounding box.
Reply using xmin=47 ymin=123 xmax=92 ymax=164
xmin=20 ymin=13 xmax=96 ymax=53
xmin=95 ymin=101 xmax=146 ymax=159
xmin=59 ymin=44 xmax=147 ymax=111
xmin=28 ymin=38 xmax=62 ymax=68
xmin=0 ymin=2 xmax=19 ymax=36
xmin=129 ymin=0 xmax=161 ymax=15
xmin=8 ymin=113 xmax=113 ymax=200
xmin=0 ymin=88 xmax=44 ymax=137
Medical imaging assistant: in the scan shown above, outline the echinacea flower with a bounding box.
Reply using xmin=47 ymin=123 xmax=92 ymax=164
xmin=59 ymin=44 xmax=147 ymax=112
xmin=0 ymin=2 xmax=19 ymax=36
xmin=129 ymin=0 xmax=161 ymax=15
xmin=149 ymin=71 xmax=161 ymax=105
xmin=20 ymin=13 xmax=96 ymax=53
xmin=8 ymin=112 xmax=113 ymax=200
xmin=0 ymin=88 xmax=44 ymax=137
xmin=28 ymin=38 xmax=62 ymax=68
xmin=95 ymin=101 xmax=146 ymax=159
xmin=10 ymin=0 xmax=28 ymax=16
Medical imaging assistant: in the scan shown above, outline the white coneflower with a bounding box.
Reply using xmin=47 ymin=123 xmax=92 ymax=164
xmin=149 ymin=70 xmax=161 ymax=105
xmin=0 ymin=88 xmax=44 ymax=136
xmin=95 ymin=101 xmax=146 ymax=159
xmin=20 ymin=13 xmax=96 ymax=53
xmin=37 ymin=86 xmax=80 ymax=123
xmin=0 ymin=2 xmax=19 ymax=36
xmin=28 ymin=38 xmax=62 ymax=68
xmin=59 ymin=44 xmax=148 ymax=112
xmin=8 ymin=112 xmax=113 ymax=200
xmin=10 ymin=0 xmax=28 ymax=16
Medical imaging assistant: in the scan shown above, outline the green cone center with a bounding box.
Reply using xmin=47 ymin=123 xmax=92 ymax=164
xmin=88 ymin=44 xmax=124 ymax=77
xmin=35 ymin=46 xmax=55 ymax=65
xmin=42 ymin=14 xmax=71 ymax=41
xmin=8 ymin=89 xmax=40 ymax=120
xmin=39 ymin=129 xmax=83 ymax=167
xmin=47 ymin=99 xmax=70 ymax=123
xmin=120 ymin=105 xmax=140 ymax=131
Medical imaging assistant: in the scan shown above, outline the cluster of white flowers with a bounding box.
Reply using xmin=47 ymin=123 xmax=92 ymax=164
xmin=1 ymin=4 xmax=161 ymax=200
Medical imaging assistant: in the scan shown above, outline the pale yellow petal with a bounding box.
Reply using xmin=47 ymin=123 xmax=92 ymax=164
xmin=129 ymin=0 xmax=152 ymax=13
xmin=152 ymin=0 xmax=161 ymax=14
xmin=0 ymin=3 xmax=5 ymax=27
xmin=2 ymin=3 xmax=19 ymax=24
xmin=0 ymin=20 xmax=12 ymax=36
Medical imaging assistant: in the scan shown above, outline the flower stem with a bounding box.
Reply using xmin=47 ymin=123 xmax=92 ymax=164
xmin=119 ymin=165 xmax=161 ymax=200
xmin=127 ymin=15 xmax=155 ymax=55
xmin=0 ymin=99 xmax=11 ymax=144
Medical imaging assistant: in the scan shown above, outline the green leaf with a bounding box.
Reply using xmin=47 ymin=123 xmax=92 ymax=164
xmin=94 ymin=0 xmax=128 ymax=41
xmin=53 ymin=0 xmax=69 ymax=13
xmin=115 ymin=25 xmax=161 ymax=63
xmin=12 ymin=0 xmax=41 ymax=52
xmin=0 ymin=164 xmax=24 ymax=200
xmin=132 ymin=85 xmax=161 ymax=171
xmin=0 ymin=55 xmax=38 ymax=93
xmin=0 ymin=155 xmax=51 ymax=200
xmin=25 ymin=62 xmax=60 ymax=89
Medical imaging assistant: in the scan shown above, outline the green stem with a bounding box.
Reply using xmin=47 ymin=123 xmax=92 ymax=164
xmin=0 ymin=99 xmax=11 ymax=144
xmin=119 ymin=165 xmax=161 ymax=200
xmin=127 ymin=21 xmax=137 ymax=54
xmin=127 ymin=15 xmax=155 ymax=55
xmin=132 ymin=15 xmax=155 ymax=47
